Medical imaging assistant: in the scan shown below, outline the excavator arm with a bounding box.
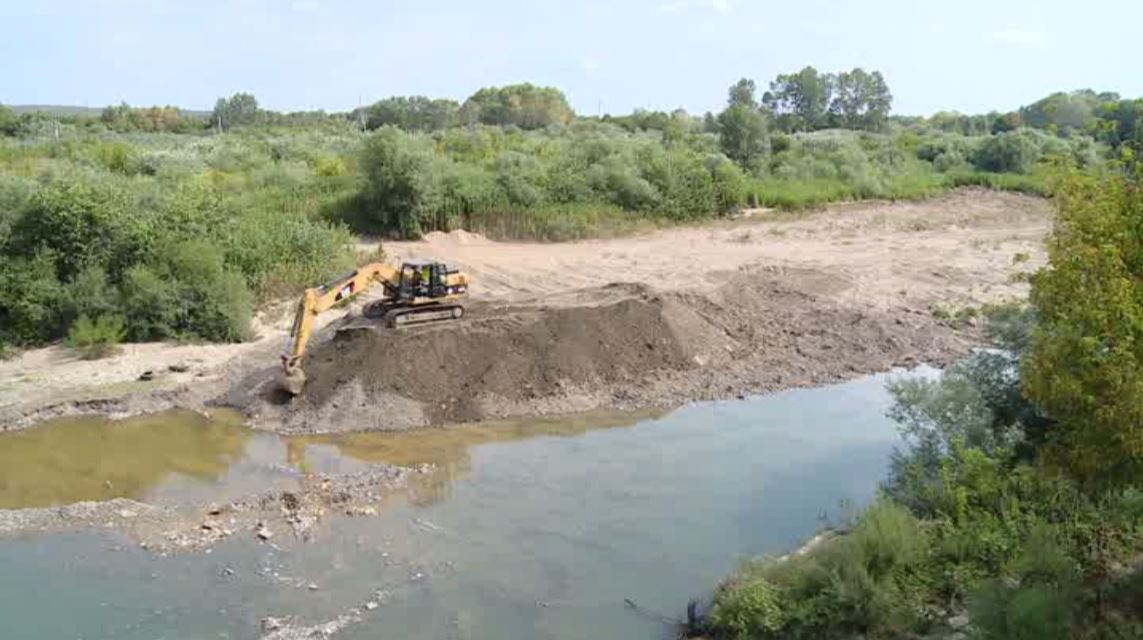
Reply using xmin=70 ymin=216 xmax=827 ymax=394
xmin=278 ymin=263 xmax=399 ymax=395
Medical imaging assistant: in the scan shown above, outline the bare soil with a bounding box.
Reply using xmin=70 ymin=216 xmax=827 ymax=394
xmin=0 ymin=189 xmax=1051 ymax=432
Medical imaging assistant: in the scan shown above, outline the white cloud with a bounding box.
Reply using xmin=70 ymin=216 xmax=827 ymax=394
xmin=657 ymin=0 xmax=734 ymax=14
xmin=991 ymin=27 xmax=1053 ymax=51
xmin=579 ymin=57 xmax=601 ymax=71
xmin=658 ymin=0 xmax=690 ymax=12
xmin=709 ymin=0 xmax=732 ymax=14
xmin=292 ymin=0 xmax=321 ymax=12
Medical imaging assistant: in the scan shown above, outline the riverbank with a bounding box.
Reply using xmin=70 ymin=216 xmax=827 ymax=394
xmin=0 ymin=189 xmax=1048 ymax=432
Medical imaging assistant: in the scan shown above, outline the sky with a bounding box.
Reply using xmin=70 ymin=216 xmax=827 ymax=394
xmin=3 ymin=0 xmax=1141 ymax=117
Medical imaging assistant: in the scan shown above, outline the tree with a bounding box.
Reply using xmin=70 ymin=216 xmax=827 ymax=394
xmin=828 ymin=68 xmax=892 ymax=131
xmin=460 ymin=84 xmax=574 ymax=129
xmin=1019 ymin=90 xmax=1114 ymax=138
xmin=212 ymin=92 xmax=260 ymax=130
xmin=991 ymin=111 xmax=1022 ymax=134
xmin=357 ymin=127 xmax=438 ymax=237
xmin=361 ymin=96 xmax=459 ymax=132
xmin=0 ymin=104 xmax=17 ymax=136
xmin=1024 ymin=168 xmax=1143 ymax=486
xmin=762 ymin=66 xmax=833 ymax=132
xmin=1093 ymin=99 xmax=1143 ymax=154
xmin=717 ymin=79 xmax=768 ymax=171
xmin=971 ymin=129 xmax=1044 ymax=173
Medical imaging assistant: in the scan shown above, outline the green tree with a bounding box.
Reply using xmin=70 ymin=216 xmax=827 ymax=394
xmin=1019 ymin=90 xmax=1114 ymax=137
xmin=991 ymin=111 xmax=1022 ymax=134
xmin=972 ymin=129 xmax=1044 ymax=173
xmin=829 ymin=68 xmax=892 ymax=131
xmin=762 ymin=66 xmax=834 ymax=132
xmin=361 ymin=96 xmax=459 ymax=132
xmin=10 ymin=180 xmax=151 ymax=281
xmin=460 ymin=83 xmax=574 ymax=129
xmin=212 ymin=92 xmax=260 ymax=130
xmin=1024 ymin=168 xmax=1143 ymax=486
xmin=717 ymin=79 xmax=768 ymax=170
xmin=357 ymin=127 xmax=438 ymax=237
xmin=1093 ymin=99 xmax=1143 ymax=154
xmin=0 ymin=103 xmax=21 ymax=136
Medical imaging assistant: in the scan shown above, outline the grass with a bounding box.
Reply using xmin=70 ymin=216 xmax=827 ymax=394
xmin=744 ymin=170 xmax=1049 ymax=212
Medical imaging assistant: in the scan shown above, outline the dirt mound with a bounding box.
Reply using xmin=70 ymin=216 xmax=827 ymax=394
xmin=420 ymin=229 xmax=489 ymax=246
xmin=243 ymin=267 xmax=969 ymax=434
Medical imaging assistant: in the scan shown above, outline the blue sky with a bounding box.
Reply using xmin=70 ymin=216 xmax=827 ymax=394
xmin=3 ymin=0 xmax=1140 ymax=117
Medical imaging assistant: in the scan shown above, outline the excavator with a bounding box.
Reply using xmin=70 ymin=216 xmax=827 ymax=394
xmin=277 ymin=259 xmax=470 ymax=395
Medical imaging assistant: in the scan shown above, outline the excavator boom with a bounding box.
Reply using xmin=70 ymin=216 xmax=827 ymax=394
xmin=277 ymin=260 xmax=468 ymax=395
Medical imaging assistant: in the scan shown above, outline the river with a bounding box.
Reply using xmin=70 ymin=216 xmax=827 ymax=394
xmin=0 ymin=369 xmax=927 ymax=639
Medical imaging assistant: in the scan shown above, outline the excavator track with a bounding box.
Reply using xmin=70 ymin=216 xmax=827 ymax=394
xmin=384 ymin=304 xmax=465 ymax=328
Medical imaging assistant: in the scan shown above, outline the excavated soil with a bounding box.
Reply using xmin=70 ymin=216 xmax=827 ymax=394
xmin=1 ymin=189 xmax=1049 ymax=431
xmin=241 ymin=266 xmax=970 ymax=434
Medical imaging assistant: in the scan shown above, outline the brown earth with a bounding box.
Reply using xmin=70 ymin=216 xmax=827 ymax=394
xmin=0 ymin=188 xmax=1051 ymax=432
xmin=242 ymin=267 xmax=970 ymax=433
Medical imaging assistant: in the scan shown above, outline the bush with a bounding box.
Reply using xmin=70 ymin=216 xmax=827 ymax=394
xmin=972 ymin=129 xmax=1044 ymax=173
xmin=1025 ymin=168 xmax=1143 ymax=486
xmin=0 ymin=253 xmax=65 ymax=344
xmin=708 ymin=576 xmax=785 ymax=638
xmin=710 ymin=501 xmax=929 ymax=639
xmin=312 ymin=155 xmax=347 ymax=177
xmin=357 ymin=127 xmax=437 ymax=237
xmin=10 ymin=179 xmax=151 ymax=281
xmin=157 ymin=240 xmax=254 ymax=342
xmin=119 ymin=264 xmax=178 ymax=341
xmin=66 ymin=314 xmax=126 ymax=360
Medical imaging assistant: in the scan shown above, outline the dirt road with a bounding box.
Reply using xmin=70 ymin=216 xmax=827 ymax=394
xmin=0 ymin=189 xmax=1050 ymax=430
xmin=380 ymin=188 xmax=1048 ymax=310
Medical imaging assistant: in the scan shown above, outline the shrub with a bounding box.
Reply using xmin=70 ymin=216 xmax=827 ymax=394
xmin=708 ymin=576 xmax=785 ymax=638
xmin=357 ymin=127 xmax=437 ymax=237
xmin=1025 ymin=168 xmax=1143 ymax=487
xmin=312 ymin=155 xmax=347 ymax=177
xmin=972 ymin=129 xmax=1044 ymax=173
xmin=158 ymin=240 xmax=254 ymax=342
xmin=10 ymin=179 xmax=151 ymax=281
xmin=119 ymin=264 xmax=178 ymax=341
xmin=66 ymin=314 xmax=126 ymax=359
xmin=0 ymin=253 xmax=64 ymax=344
xmin=709 ymin=501 xmax=929 ymax=639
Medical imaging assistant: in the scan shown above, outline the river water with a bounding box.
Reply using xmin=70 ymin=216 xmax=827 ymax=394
xmin=0 ymin=370 xmax=925 ymax=639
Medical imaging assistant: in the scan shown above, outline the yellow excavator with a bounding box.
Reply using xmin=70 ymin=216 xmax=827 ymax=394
xmin=278 ymin=259 xmax=470 ymax=395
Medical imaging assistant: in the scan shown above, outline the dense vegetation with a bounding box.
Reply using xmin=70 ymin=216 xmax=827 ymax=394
xmin=703 ymin=168 xmax=1143 ymax=639
xmin=1 ymin=72 xmax=1139 ymax=352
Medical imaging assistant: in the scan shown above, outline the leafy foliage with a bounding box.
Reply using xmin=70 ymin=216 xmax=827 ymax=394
xmin=762 ymin=66 xmax=892 ymax=133
xmin=360 ymin=96 xmax=458 ymax=132
xmin=460 ymin=83 xmax=574 ymax=129
xmin=1025 ymin=168 xmax=1143 ymax=486
xmin=212 ymin=92 xmax=260 ymax=130
xmin=717 ymin=79 xmax=769 ymax=170
xmin=706 ymin=290 xmax=1143 ymax=639
xmin=0 ymin=121 xmax=356 ymax=347
xmin=65 ymin=313 xmax=126 ymax=360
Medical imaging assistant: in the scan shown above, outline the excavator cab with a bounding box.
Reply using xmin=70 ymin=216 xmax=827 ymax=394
xmin=398 ymin=260 xmax=447 ymax=300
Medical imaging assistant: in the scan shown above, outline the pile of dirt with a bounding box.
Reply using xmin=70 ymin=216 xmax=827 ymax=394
xmin=243 ymin=266 xmax=970 ymax=434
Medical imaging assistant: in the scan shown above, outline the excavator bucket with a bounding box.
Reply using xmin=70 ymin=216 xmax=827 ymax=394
xmin=278 ymin=356 xmax=307 ymax=396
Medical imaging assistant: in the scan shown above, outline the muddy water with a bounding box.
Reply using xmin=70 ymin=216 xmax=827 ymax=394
xmin=0 ymin=370 xmax=925 ymax=639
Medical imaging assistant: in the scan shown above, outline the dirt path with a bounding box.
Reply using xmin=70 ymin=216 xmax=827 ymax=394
xmin=377 ymin=189 xmax=1048 ymax=311
xmin=0 ymin=189 xmax=1050 ymax=430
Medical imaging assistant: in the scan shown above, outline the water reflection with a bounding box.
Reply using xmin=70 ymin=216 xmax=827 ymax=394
xmin=286 ymin=409 xmax=663 ymax=504
xmin=0 ymin=407 xmax=662 ymax=509
xmin=0 ymin=410 xmax=250 ymax=509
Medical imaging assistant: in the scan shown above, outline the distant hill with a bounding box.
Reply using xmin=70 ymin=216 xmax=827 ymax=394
xmin=7 ymin=104 xmax=211 ymax=118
